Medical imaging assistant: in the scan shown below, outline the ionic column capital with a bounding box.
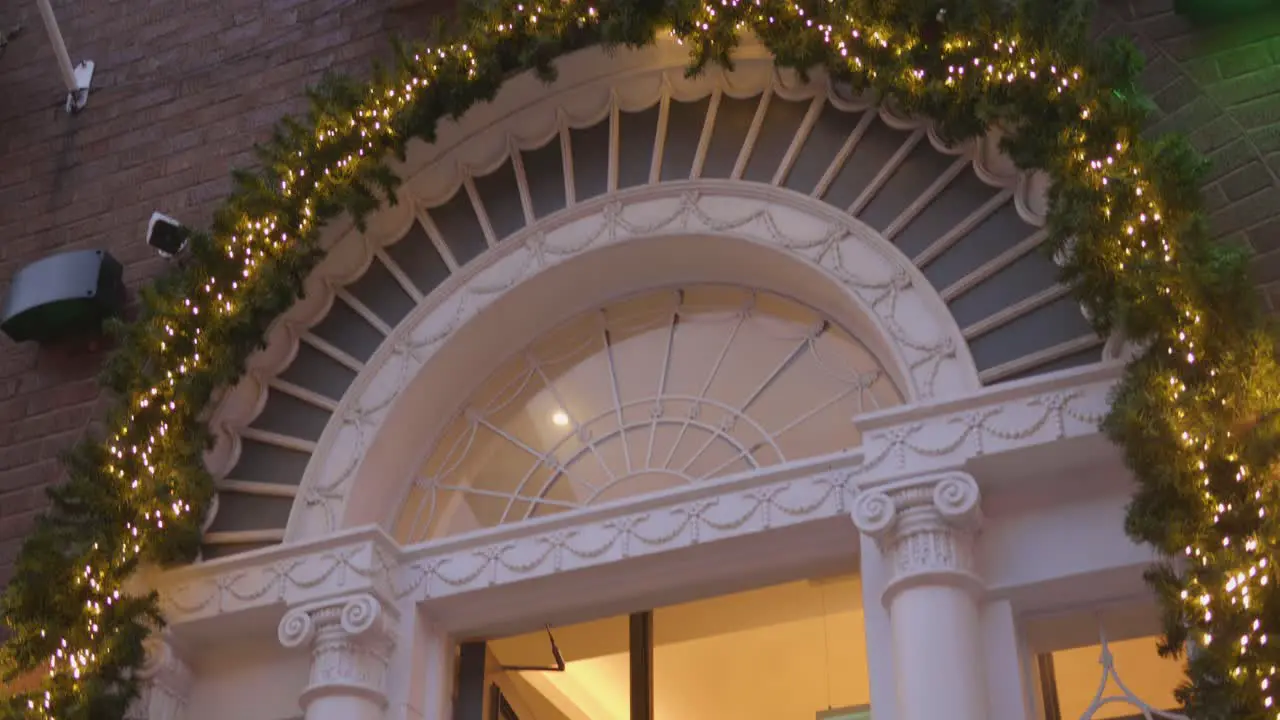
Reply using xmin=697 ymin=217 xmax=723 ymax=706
xmin=278 ymin=593 xmax=397 ymax=711
xmin=852 ymin=472 xmax=983 ymax=602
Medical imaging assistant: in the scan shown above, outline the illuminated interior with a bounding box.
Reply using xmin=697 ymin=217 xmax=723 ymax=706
xmin=483 ymin=575 xmax=868 ymax=720
xmin=1049 ymin=636 xmax=1184 ymax=719
xmin=398 ymin=285 xmax=901 ymax=543
xmin=472 ymin=583 xmax=1185 ymax=720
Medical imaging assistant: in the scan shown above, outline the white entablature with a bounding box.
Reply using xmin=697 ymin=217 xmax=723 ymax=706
xmin=155 ymin=360 xmax=1120 ymax=626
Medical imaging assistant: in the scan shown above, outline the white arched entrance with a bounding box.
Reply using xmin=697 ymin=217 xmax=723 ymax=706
xmin=199 ymin=33 xmax=1100 ymax=555
xmin=146 ymin=34 xmax=1184 ymax=720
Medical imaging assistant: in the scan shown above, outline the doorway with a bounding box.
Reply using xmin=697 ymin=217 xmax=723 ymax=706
xmin=452 ymin=575 xmax=870 ymax=720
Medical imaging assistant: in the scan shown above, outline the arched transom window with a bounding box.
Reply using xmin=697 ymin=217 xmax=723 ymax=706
xmin=394 ymin=284 xmax=903 ymax=542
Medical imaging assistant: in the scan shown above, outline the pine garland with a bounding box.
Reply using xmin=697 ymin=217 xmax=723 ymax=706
xmin=1 ymin=0 xmax=1275 ymax=717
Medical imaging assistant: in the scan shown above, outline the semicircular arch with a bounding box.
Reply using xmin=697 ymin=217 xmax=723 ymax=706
xmin=298 ymin=187 xmax=965 ymax=542
xmin=201 ymin=35 xmax=1103 ymax=555
xmin=399 ymin=279 xmax=906 ymax=542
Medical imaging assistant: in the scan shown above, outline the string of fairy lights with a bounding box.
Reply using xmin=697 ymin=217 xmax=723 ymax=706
xmin=7 ymin=0 xmax=1272 ymax=716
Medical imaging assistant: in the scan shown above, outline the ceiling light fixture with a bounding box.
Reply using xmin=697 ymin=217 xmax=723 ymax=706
xmin=551 ymin=410 xmax=570 ymax=427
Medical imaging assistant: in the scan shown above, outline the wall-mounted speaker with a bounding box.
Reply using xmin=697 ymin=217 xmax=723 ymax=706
xmin=0 ymin=249 xmax=125 ymax=344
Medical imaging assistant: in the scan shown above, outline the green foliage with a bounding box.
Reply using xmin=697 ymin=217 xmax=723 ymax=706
xmin=2 ymin=0 xmax=1277 ymax=718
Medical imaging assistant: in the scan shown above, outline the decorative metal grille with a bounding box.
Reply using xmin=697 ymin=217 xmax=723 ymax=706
xmin=1077 ymin=629 xmax=1187 ymax=720
xmin=397 ymin=285 xmax=901 ymax=541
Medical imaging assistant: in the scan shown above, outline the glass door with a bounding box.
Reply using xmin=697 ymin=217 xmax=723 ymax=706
xmin=489 ymin=683 xmax=521 ymax=720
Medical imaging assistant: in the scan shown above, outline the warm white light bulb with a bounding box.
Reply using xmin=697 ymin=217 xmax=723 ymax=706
xmin=552 ymin=411 xmax=570 ymax=427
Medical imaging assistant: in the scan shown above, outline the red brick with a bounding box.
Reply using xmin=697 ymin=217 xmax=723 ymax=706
xmin=1144 ymin=95 xmax=1220 ymax=140
xmin=1210 ymin=187 xmax=1280 ymax=238
xmin=1247 ymin=218 xmax=1280 ymax=255
xmin=0 ymin=0 xmax=401 ymax=597
xmin=0 ymin=511 xmax=37 ymax=543
xmin=0 ymin=464 xmax=52 ymax=497
xmin=12 ymin=407 xmax=95 ymax=446
xmin=0 ymin=488 xmax=47 ymax=518
xmin=40 ymin=431 xmax=83 ymax=462
xmin=1220 ymin=161 xmax=1274 ymax=201
xmin=24 ymin=378 xmax=101 ymax=417
xmin=1204 ymin=138 xmax=1258 ymax=184
xmin=1188 ymin=115 xmax=1239 ymax=154
xmin=1216 ymin=42 xmax=1273 ymax=79
xmin=0 ymin=441 xmax=42 ymax=474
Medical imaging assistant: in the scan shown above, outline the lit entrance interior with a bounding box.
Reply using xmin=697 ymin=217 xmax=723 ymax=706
xmin=462 ymin=574 xmax=871 ymax=720
xmin=451 ymin=576 xmax=1188 ymax=720
xmin=1045 ymin=636 xmax=1183 ymax=720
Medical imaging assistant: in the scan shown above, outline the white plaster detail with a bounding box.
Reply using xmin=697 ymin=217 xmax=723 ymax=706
xmin=856 ymin=471 xmax=989 ymax=720
xmin=285 ymin=184 xmax=981 ymax=540
xmin=403 ymin=284 xmax=900 ymax=541
xmin=854 ymin=362 xmax=1116 ymax=477
xmin=201 ymin=33 xmax=1065 ymax=548
xmin=156 ymin=364 xmax=1116 ymax=627
xmin=124 ymin=632 xmax=192 ymax=720
xmin=278 ymin=593 xmax=397 ymax=715
xmin=161 ymin=536 xmax=398 ymax=621
xmin=853 ymin=472 xmax=983 ymax=602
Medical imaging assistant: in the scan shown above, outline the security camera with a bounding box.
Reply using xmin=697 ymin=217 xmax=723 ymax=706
xmin=147 ymin=212 xmax=188 ymax=257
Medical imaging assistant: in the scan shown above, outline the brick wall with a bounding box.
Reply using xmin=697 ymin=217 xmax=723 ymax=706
xmin=0 ymin=0 xmax=447 ymax=624
xmin=1096 ymin=0 xmax=1280 ymax=305
xmin=0 ymin=0 xmax=1278 ymax=649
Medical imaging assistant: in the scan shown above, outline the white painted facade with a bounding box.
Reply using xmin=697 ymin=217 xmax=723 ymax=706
xmin=129 ymin=35 xmax=1187 ymax=720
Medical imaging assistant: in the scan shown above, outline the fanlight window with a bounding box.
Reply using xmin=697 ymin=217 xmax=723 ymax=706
xmin=395 ymin=285 xmax=903 ymax=542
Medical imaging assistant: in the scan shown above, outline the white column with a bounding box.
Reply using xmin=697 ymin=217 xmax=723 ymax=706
xmin=982 ymin=599 xmax=1035 ymax=720
xmin=852 ymin=471 xmax=986 ymax=720
xmin=278 ymin=592 xmax=397 ymax=720
xmin=381 ymin=605 xmax=453 ymax=720
xmin=858 ymin=538 xmax=899 ymax=720
xmin=125 ymin=631 xmax=192 ymax=720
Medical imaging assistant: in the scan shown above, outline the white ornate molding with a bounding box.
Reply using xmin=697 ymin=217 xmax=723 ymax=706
xmin=202 ymin=31 xmax=1061 ymax=545
xmin=278 ymin=593 xmax=397 ymax=712
xmin=284 ymin=183 xmax=982 ymax=540
xmin=159 ymin=532 xmax=398 ymax=623
xmin=854 ymin=360 xmax=1118 ymax=479
xmin=155 ymin=363 xmax=1118 ymax=628
xmin=853 ymin=471 xmax=983 ymax=602
xmin=124 ymin=632 xmax=191 ymax=720
xmin=395 ymin=451 xmax=869 ymax=601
